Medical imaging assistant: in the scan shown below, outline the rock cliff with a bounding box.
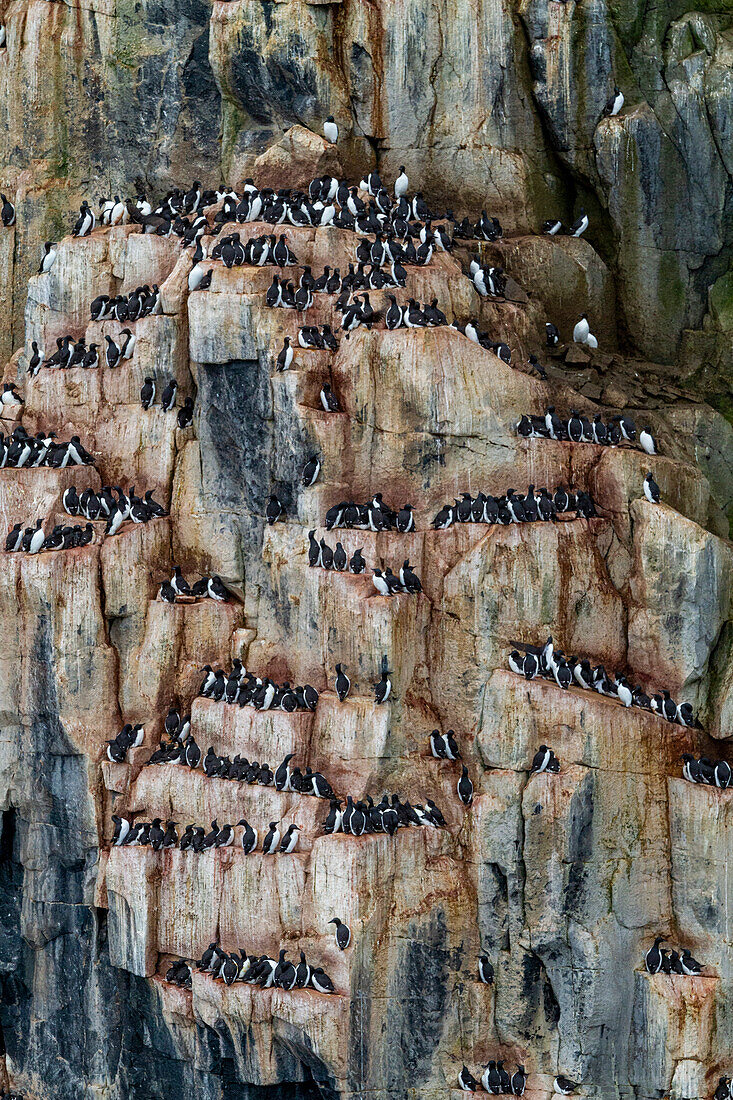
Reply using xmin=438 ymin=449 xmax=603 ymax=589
xmin=0 ymin=3 xmax=733 ymax=1100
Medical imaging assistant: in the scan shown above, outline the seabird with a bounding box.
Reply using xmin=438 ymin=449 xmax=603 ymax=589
xmin=604 ymin=85 xmax=624 ymax=116
xmin=329 ymin=917 xmax=351 ymax=950
xmin=265 ymin=494 xmax=284 ymax=525
xmin=323 ymin=116 xmax=338 ymax=144
xmin=394 ymin=167 xmax=409 ymax=198
xmin=111 ymin=815 xmax=131 ymax=845
xmin=335 ymin=663 xmax=350 ymax=701
xmin=546 ymin=322 xmax=560 ymax=346
xmin=372 ymin=568 xmax=391 ymax=596
xmin=320 ymin=383 xmax=339 ymax=411
xmin=374 ymin=659 xmax=392 ymax=704
xmin=350 ymin=548 xmax=366 ymax=573
xmin=38 ymin=241 xmax=57 ymax=274
xmin=639 ymin=426 xmax=657 ymax=455
xmin=679 ymin=948 xmax=702 ymax=975
xmin=643 ymin=472 xmax=660 ymax=504
xmin=554 ymin=1077 xmax=579 ymax=1095
xmin=482 ymin=1062 xmax=502 ymax=1094
xmin=429 ymin=729 xmax=448 ymax=760
xmin=478 ymin=955 xmax=494 ymax=984
xmin=302 ymin=455 xmax=321 ymax=487
xmin=457 ymin=764 xmax=473 ymax=806
xmin=511 ymin=1066 xmax=527 ymax=1096
xmin=160 ymin=378 xmax=178 ymax=412
xmin=105 ymin=335 xmax=121 ymax=368
xmin=73 ymin=201 xmax=95 ymax=237
xmin=310 ymin=967 xmax=335 ymax=994
xmin=280 ymin=823 xmax=300 ymax=853
xmin=1 ymin=194 xmax=15 ymax=226
xmin=458 ymin=1066 xmax=478 ymax=1092
xmin=276 ymin=338 xmax=293 ymax=371
xmin=569 ymin=209 xmax=588 ymax=237
xmin=140 ymin=377 xmax=156 ymax=409
xmin=262 ymin=821 xmax=281 ymax=854
xmin=530 ymin=745 xmax=552 ymax=773
xmin=177 ymin=397 xmax=195 ymax=428
xmin=573 ymin=314 xmax=590 ymax=343
xmin=645 ymin=936 xmax=664 ymax=974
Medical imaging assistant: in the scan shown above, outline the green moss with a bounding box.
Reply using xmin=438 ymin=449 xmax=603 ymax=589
xmin=656 ymin=251 xmax=687 ymax=322
xmin=109 ymin=0 xmax=147 ymax=70
xmin=709 ymin=270 xmax=733 ymax=332
xmin=220 ymin=103 xmax=249 ymax=178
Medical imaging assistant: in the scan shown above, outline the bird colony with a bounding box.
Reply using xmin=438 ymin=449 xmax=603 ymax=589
xmin=0 ymin=116 xmax=732 ymax=1100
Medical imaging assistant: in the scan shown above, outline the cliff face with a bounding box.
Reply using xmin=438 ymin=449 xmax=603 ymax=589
xmin=1 ymin=2 xmax=733 ymax=1099
xmin=0 ymin=210 xmax=732 ymax=1099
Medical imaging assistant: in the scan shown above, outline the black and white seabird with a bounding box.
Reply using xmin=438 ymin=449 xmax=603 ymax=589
xmin=265 ymin=494 xmax=284 ymax=525
xmin=329 ymin=917 xmax=351 ymax=950
xmin=639 ymin=426 xmax=657 ymax=455
xmin=457 ymin=764 xmax=473 ymax=806
xmin=645 ymin=936 xmax=664 ymax=973
xmin=111 ymin=815 xmax=131 ymax=845
xmin=713 ymin=1079 xmax=731 ymax=1100
xmin=280 ymin=823 xmax=300 ymax=853
xmin=482 ymin=1061 xmax=501 ymax=1094
xmin=295 ymin=950 xmax=311 ymax=988
xmin=394 ymin=167 xmax=409 ymax=198
xmin=323 ymin=116 xmax=338 ymax=144
xmin=160 ymin=378 xmax=178 ymax=412
xmin=458 ymin=1066 xmax=478 ymax=1092
xmin=478 ymin=955 xmax=494 ymax=984
xmin=530 ymin=745 xmax=553 ymax=773
xmin=569 ymin=209 xmax=588 ymax=237
xmin=573 ymin=314 xmax=590 ymax=343
xmin=320 ymin=382 xmax=339 ymax=411
xmin=177 ymin=397 xmax=195 ymax=428
xmin=302 ymin=455 xmax=321 ymax=487
xmin=335 ymin=663 xmax=350 ymax=702
xmin=310 ymin=967 xmax=335 ymax=994
xmin=120 ymin=328 xmax=136 ymax=360
xmin=140 ymin=377 xmax=156 ymax=409
xmin=370 ymin=566 xmax=391 ymax=596
xmin=274 ymin=753 xmax=295 ymax=792
xmin=643 ymin=471 xmax=660 ymax=503
xmin=105 ymin=335 xmax=121 ymax=369
xmin=73 ymin=200 xmax=95 ymax=237
xmin=546 ymin=321 xmax=560 ymax=346
xmin=276 ymin=337 xmax=293 ymax=371
xmin=604 ymin=85 xmax=624 ymax=116
xmin=1 ymin=194 xmax=16 ymax=227
xmin=679 ymin=948 xmax=702 ymax=975
xmin=554 ymin=1077 xmax=579 ymax=1095
xmin=262 ymin=821 xmax=281 ymax=854
xmin=38 ymin=241 xmax=57 ymax=274
xmin=374 ymin=659 xmax=392 ymax=704
xmin=350 ymin=548 xmax=365 ymax=573
xmin=430 ymin=729 xmax=447 ymax=758
xmin=510 ymin=1066 xmax=527 ymax=1096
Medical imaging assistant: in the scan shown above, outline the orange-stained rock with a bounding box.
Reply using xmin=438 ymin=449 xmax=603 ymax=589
xmin=3 ymin=207 xmax=733 ymax=1100
xmin=252 ymin=125 xmax=344 ymax=191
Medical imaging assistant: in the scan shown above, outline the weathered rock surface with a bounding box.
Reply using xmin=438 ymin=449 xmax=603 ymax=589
xmin=1 ymin=0 xmax=732 ymax=377
xmin=1 ymin=136 xmax=733 ymax=1100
